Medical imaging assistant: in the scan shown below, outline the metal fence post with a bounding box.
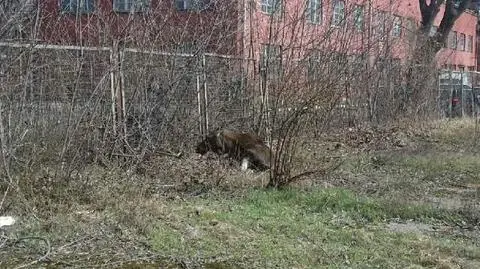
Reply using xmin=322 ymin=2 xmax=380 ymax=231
xmin=109 ymin=45 xmax=117 ymax=136
xmin=109 ymin=41 xmax=126 ymax=149
xmin=202 ymin=53 xmax=209 ymax=134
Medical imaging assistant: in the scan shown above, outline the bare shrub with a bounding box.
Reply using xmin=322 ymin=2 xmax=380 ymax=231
xmin=0 ymin=0 xmax=469 ymax=196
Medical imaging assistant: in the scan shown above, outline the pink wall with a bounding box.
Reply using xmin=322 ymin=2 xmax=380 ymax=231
xmin=241 ymin=0 xmax=477 ymax=69
xmin=434 ymin=8 xmax=477 ymax=69
xmin=37 ymin=1 xmax=476 ymax=69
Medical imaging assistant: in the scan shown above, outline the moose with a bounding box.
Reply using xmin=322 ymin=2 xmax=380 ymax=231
xmin=195 ymin=129 xmax=272 ymax=171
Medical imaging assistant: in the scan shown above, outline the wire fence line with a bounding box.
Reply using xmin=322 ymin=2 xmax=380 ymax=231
xmin=438 ymin=70 xmax=480 ymax=119
xmin=0 ymin=41 xmax=477 ymax=168
xmin=0 ymin=42 xmax=261 ymax=164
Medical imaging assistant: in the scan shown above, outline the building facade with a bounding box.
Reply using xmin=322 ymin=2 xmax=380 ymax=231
xmin=39 ymin=0 xmax=241 ymax=54
xmin=37 ymin=0 xmax=477 ymax=70
xmin=240 ymin=0 xmax=477 ymax=70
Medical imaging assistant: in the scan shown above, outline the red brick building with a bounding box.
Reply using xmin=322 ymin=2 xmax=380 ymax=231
xmin=38 ymin=1 xmax=477 ymax=69
xmin=39 ymin=0 xmax=241 ymax=54
xmin=239 ymin=0 xmax=477 ymax=70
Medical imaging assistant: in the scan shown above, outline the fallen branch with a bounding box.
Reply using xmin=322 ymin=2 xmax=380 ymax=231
xmin=113 ymin=150 xmax=183 ymax=159
xmin=8 ymin=236 xmax=51 ymax=269
xmin=157 ymin=150 xmax=183 ymax=158
xmin=287 ymin=160 xmax=344 ymax=184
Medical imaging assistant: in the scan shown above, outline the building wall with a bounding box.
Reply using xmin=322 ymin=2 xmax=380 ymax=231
xmin=37 ymin=1 xmax=477 ymax=69
xmin=434 ymin=7 xmax=477 ymax=70
xmin=39 ymin=0 xmax=240 ymax=54
xmin=240 ymin=0 xmax=477 ymax=70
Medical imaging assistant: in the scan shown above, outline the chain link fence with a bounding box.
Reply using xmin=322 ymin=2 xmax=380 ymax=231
xmin=0 ymin=43 xmax=256 ymax=168
xmin=1 ymin=41 xmax=478 ymax=170
xmin=438 ymin=70 xmax=480 ymax=118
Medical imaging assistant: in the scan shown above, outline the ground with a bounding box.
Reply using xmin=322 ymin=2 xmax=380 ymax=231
xmin=0 ymin=119 xmax=479 ymax=268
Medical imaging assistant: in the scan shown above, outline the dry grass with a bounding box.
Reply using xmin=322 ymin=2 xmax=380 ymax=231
xmin=1 ymin=119 xmax=479 ymax=268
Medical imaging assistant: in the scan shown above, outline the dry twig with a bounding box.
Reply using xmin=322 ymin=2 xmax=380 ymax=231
xmin=7 ymin=236 xmax=52 ymax=269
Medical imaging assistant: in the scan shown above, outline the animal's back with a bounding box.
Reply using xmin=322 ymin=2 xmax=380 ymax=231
xmin=221 ymin=129 xmax=265 ymax=147
xmin=198 ymin=128 xmax=272 ymax=171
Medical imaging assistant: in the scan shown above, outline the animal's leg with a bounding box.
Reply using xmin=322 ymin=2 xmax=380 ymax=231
xmin=241 ymin=158 xmax=249 ymax=171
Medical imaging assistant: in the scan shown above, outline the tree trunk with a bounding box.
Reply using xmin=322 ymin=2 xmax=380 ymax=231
xmin=403 ymin=0 xmax=472 ymax=116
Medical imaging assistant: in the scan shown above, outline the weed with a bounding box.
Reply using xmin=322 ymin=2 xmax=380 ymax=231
xmin=149 ymin=188 xmax=477 ymax=268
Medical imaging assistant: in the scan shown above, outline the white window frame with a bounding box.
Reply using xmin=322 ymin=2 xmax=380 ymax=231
xmin=458 ymin=33 xmax=466 ymax=51
xmin=306 ymin=0 xmax=322 ymax=24
xmin=466 ymin=35 xmax=473 ymax=52
xmin=392 ymin=15 xmax=402 ymax=37
xmin=175 ymin=0 xmax=211 ymax=11
xmin=113 ymin=0 xmax=149 ymax=13
xmin=352 ymin=5 xmax=364 ymax=31
xmin=449 ymin=31 xmax=457 ymax=49
xmin=261 ymin=0 xmax=282 ymax=15
xmin=61 ymin=0 xmax=95 ymax=14
xmin=331 ymin=0 xmax=345 ymax=26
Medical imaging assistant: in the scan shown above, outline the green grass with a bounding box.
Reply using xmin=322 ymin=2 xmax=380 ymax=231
xmin=4 ymin=119 xmax=480 ymax=268
xmin=149 ymin=188 xmax=476 ymax=268
xmin=397 ymin=154 xmax=480 ymax=175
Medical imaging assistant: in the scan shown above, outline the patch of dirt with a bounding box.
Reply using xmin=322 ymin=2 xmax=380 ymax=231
xmin=387 ymin=220 xmax=434 ymax=235
xmin=318 ymin=125 xmax=418 ymax=152
xmin=387 ymin=219 xmax=480 ymax=243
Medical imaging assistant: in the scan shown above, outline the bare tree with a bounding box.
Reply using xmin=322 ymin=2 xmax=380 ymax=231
xmin=419 ymin=0 xmax=474 ymax=51
xmin=0 ymin=0 xmax=37 ymax=40
xmin=402 ymin=0 xmax=475 ymax=117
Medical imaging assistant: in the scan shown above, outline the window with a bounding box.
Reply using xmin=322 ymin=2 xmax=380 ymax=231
xmin=429 ymin=25 xmax=438 ymax=37
xmin=458 ymin=33 xmax=466 ymax=51
xmin=175 ymin=0 xmax=212 ymax=11
xmin=261 ymin=44 xmax=282 ymax=79
xmin=307 ymin=50 xmax=322 ymax=81
xmin=331 ymin=1 xmax=345 ymax=26
xmin=403 ymin=17 xmax=416 ymax=45
xmin=466 ymin=35 xmax=473 ymax=52
xmin=352 ymin=5 xmax=364 ymax=31
xmin=373 ymin=10 xmax=387 ymax=39
xmin=306 ymin=0 xmax=322 ymax=24
xmin=174 ymin=42 xmax=198 ymax=53
xmin=261 ymin=0 xmax=282 ymax=15
xmin=61 ymin=0 xmax=94 ymax=14
xmin=392 ymin=15 xmax=402 ymax=37
xmin=113 ymin=0 xmax=149 ymax=12
xmin=448 ymin=31 xmax=457 ymax=49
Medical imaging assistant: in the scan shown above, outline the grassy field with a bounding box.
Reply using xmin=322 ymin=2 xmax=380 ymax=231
xmin=1 ymin=119 xmax=479 ymax=268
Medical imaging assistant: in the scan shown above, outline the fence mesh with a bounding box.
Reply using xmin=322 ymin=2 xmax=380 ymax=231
xmin=1 ymin=43 xmax=477 ymax=169
xmin=122 ymin=50 xmax=201 ymax=151
xmin=439 ymin=70 xmax=480 ymax=118
xmin=0 ymin=45 xmax=112 ymax=168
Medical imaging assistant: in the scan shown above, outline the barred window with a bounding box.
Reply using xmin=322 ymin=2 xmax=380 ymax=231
xmin=392 ymin=15 xmax=402 ymax=37
xmin=331 ymin=1 xmax=345 ymax=26
xmin=306 ymin=0 xmax=322 ymax=24
xmin=175 ymin=0 xmax=212 ymax=11
xmin=261 ymin=0 xmax=282 ymax=15
xmin=352 ymin=5 xmax=364 ymax=31
xmin=113 ymin=0 xmax=149 ymax=12
xmin=61 ymin=0 xmax=94 ymax=14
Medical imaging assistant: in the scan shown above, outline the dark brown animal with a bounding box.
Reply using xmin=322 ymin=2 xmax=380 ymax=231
xmin=196 ymin=129 xmax=271 ymax=171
